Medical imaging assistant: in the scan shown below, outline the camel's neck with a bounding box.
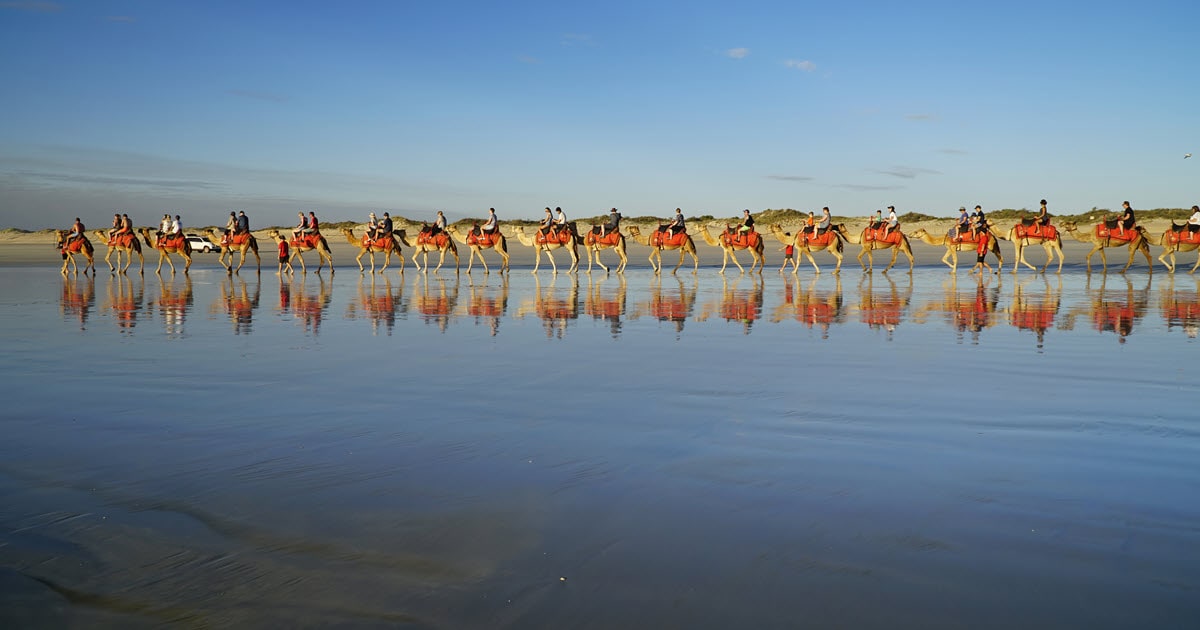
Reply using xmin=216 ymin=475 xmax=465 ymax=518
xmin=916 ymin=232 xmax=944 ymax=246
xmin=698 ymin=225 xmax=721 ymax=247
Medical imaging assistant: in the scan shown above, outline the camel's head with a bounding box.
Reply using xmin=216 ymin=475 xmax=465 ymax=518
xmin=912 ymin=228 xmax=928 ymax=237
xmin=1063 ymin=222 xmax=1078 ymax=232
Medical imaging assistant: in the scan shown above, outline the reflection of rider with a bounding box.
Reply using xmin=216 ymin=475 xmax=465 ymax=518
xmin=1118 ymin=201 xmax=1135 ymax=237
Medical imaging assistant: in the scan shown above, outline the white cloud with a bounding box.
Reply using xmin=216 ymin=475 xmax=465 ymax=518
xmin=875 ymin=166 xmax=941 ymax=179
xmin=561 ymin=33 xmax=593 ymax=46
xmin=783 ymin=59 xmax=816 ymax=72
xmin=726 ymin=48 xmax=749 ymax=59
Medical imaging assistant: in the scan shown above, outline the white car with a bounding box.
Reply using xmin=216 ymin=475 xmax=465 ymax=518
xmin=185 ymin=234 xmax=220 ymax=253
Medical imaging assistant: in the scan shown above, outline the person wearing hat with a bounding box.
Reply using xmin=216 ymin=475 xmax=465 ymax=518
xmin=601 ymin=207 xmax=621 ymax=237
xmin=882 ymin=206 xmax=898 ymax=239
xmin=954 ymin=206 xmax=970 ymax=240
xmin=365 ymin=212 xmax=379 ymax=239
xmin=158 ymin=214 xmax=172 ymax=242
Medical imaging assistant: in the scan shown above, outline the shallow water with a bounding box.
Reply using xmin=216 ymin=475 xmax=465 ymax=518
xmin=2 ymin=265 xmax=1198 ymax=628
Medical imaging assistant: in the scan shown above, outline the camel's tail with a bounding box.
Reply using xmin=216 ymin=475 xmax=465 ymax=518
xmin=132 ymin=236 xmax=142 ymax=254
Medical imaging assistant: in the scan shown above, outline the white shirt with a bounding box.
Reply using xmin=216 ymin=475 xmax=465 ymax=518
xmin=554 ymin=210 xmax=567 ymax=225
xmin=161 ymin=218 xmax=172 ymax=232
xmin=170 ymin=218 xmax=181 ymax=234
xmin=1190 ymin=210 xmax=1200 ymax=225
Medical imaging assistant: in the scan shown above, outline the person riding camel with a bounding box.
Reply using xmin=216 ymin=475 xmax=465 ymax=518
xmin=119 ymin=213 xmax=132 ymax=237
xmin=431 ymin=210 xmax=446 ymax=237
xmin=293 ymin=211 xmax=308 ymax=240
xmin=236 ymin=211 xmax=249 ymax=235
xmin=1188 ymin=205 xmax=1200 ymax=234
xmin=737 ymin=209 xmax=754 ymax=243
xmin=553 ymin=207 xmax=568 ymax=237
xmin=481 ymin=208 xmax=498 ymax=239
xmin=817 ymin=206 xmax=832 ymax=235
xmin=1117 ymin=201 xmax=1135 ymax=238
xmin=667 ymin=208 xmax=685 ymax=238
xmin=882 ymin=206 xmax=898 ymax=239
xmin=66 ymin=217 xmax=85 ymax=248
xmin=365 ymin=212 xmax=379 ymax=240
xmin=107 ymin=213 xmax=122 ymax=241
xmin=601 ymin=207 xmax=621 ymax=237
xmin=1034 ymin=199 xmax=1050 ymax=233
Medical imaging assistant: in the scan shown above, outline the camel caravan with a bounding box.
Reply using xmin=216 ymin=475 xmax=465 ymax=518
xmin=48 ymin=203 xmax=1200 ymax=276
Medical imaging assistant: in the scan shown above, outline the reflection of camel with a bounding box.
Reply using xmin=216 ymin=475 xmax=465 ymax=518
xmin=413 ymin=274 xmax=460 ymax=333
xmin=855 ymin=273 xmax=912 ymax=339
xmin=697 ymin=275 xmax=765 ymax=334
xmin=584 ymin=275 xmax=627 ymax=337
xmin=406 ymin=228 xmax=460 ymax=273
xmin=350 ymin=275 xmax=406 ymax=336
xmin=769 ymin=224 xmax=844 ymax=273
xmin=995 ymin=222 xmax=1064 ymax=274
xmin=156 ymin=275 xmax=193 ymax=337
xmin=633 ymin=275 xmax=697 ymax=336
xmin=56 ymin=230 xmax=96 ymax=275
xmin=910 ymin=274 xmax=1001 ymax=342
xmin=771 ymin=276 xmax=845 ymax=338
xmin=516 ymin=275 xmax=580 ymax=338
xmin=626 ymin=225 xmax=699 ymax=274
xmin=583 ymin=228 xmax=628 ymax=273
xmin=447 ymin=224 xmax=509 ymax=274
xmin=910 ymin=227 xmax=1003 ymax=272
xmin=138 ymin=227 xmax=192 ymax=274
xmin=292 ymin=274 xmax=333 ymax=335
xmin=60 ymin=275 xmax=95 ymax=329
xmin=1061 ymin=274 xmax=1149 ymax=343
xmin=698 ymin=224 xmax=765 ymax=273
xmin=1159 ymin=276 xmax=1200 ymax=337
xmin=212 ymin=275 xmax=261 ymax=335
xmin=1007 ymin=276 xmax=1061 ymax=350
xmin=1153 ymin=224 xmax=1200 ymax=274
xmin=268 ymin=230 xmax=333 ymax=274
xmin=512 ymin=225 xmax=579 ymax=274
xmin=1062 ymin=221 xmax=1152 ymax=273
xmin=105 ymin=274 xmax=144 ymax=331
xmin=835 ymin=224 xmax=914 ymax=273
xmin=339 ymin=227 xmax=404 ymax=274
xmin=91 ymin=230 xmax=143 ymax=274
xmin=466 ymin=276 xmax=509 ymax=336
xmin=205 ymin=229 xmax=260 ymax=274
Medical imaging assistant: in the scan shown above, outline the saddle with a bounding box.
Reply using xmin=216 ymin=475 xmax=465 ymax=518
xmin=1093 ymin=223 xmax=1137 ymax=242
xmin=865 ymin=225 xmax=900 ymax=243
xmin=586 ymin=229 xmax=621 ymax=246
xmin=159 ymin=234 xmax=185 ymax=249
xmin=1020 ymin=217 xmax=1037 ymax=227
xmin=1014 ymin=223 xmax=1058 ymax=240
xmin=467 ymin=229 xmax=499 ymax=247
xmin=535 ymin=229 xmax=573 ymax=245
xmin=291 ymin=233 xmax=322 ymax=248
xmin=108 ymin=232 xmax=136 ymax=247
xmin=417 ymin=232 xmax=450 ymax=248
xmin=1104 ymin=218 xmax=1120 ymax=230
xmin=721 ymin=228 xmax=759 ymax=248
xmin=651 ymin=226 xmax=687 ymax=248
xmin=801 ymin=227 xmax=835 ymax=246
xmin=362 ymin=235 xmax=395 ymax=249
xmin=228 ymin=232 xmax=251 ymax=246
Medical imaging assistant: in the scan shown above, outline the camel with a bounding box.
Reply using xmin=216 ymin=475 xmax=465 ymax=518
xmin=1062 ymin=221 xmax=1152 ymax=273
xmin=446 ymin=224 xmax=509 ymax=274
xmin=137 ymin=227 xmax=192 ymax=274
xmin=55 ymin=230 xmax=96 ymax=276
xmin=835 ymin=224 xmax=914 ymax=273
xmin=996 ymin=220 xmax=1065 ymax=274
xmin=511 ymin=225 xmax=579 ymax=274
xmin=910 ymin=227 xmax=1003 ymax=272
xmin=205 ymin=229 xmax=260 ymax=274
xmin=406 ymin=228 xmax=460 ymax=273
xmin=339 ymin=227 xmax=404 ymax=274
xmin=626 ymin=225 xmax=699 ymax=274
xmin=1153 ymin=223 xmax=1200 ymax=274
xmin=91 ymin=230 xmax=143 ymax=274
xmin=768 ymin=224 xmax=844 ymax=273
xmin=583 ymin=227 xmax=628 ymax=273
xmin=269 ymin=229 xmax=334 ymax=274
xmin=697 ymin=224 xmax=766 ymax=273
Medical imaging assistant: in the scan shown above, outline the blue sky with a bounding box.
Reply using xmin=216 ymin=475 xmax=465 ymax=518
xmin=1 ymin=0 xmax=1196 ymax=230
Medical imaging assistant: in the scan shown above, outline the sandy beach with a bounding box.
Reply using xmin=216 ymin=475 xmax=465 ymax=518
xmin=1 ymin=217 xmax=1180 ymax=271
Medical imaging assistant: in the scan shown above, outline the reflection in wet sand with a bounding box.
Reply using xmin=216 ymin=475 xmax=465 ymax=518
xmin=857 ymin=273 xmax=912 ymax=340
xmin=104 ymin=274 xmax=145 ymax=333
xmin=413 ymin=274 xmax=458 ymax=333
xmin=291 ymin=275 xmax=332 ymax=335
xmin=911 ymin=275 xmax=1002 ymax=344
xmin=156 ymin=275 xmax=193 ymax=338
xmin=771 ymin=276 xmax=845 ymax=339
xmin=60 ymin=275 xmax=96 ymax=330
xmin=634 ymin=275 xmax=697 ymax=337
xmin=584 ymin=275 xmax=627 ymax=338
xmin=1158 ymin=275 xmax=1200 ymax=338
xmin=212 ymin=275 xmax=261 ymax=335
xmin=1008 ymin=276 xmax=1062 ymax=351
xmin=348 ymin=275 xmax=407 ymax=336
xmin=516 ymin=275 xmax=580 ymax=339
xmin=1063 ymin=275 xmax=1150 ymax=343
xmin=698 ymin=275 xmax=764 ymax=334
xmin=466 ymin=276 xmax=508 ymax=336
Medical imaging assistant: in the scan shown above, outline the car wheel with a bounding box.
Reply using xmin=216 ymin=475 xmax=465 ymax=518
xmin=203 ymin=246 xmax=212 ymax=253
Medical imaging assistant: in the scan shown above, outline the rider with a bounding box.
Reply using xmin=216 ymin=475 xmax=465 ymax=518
xmin=969 ymin=205 xmax=986 ymax=239
xmin=870 ymin=209 xmax=883 ymax=229
xmin=736 ymin=209 xmax=755 ymax=243
xmin=119 ymin=213 xmax=133 ymax=237
xmin=381 ymin=212 xmax=396 ymax=245
xmin=882 ymin=206 xmax=898 ymax=239
xmin=225 ymin=211 xmax=238 ymax=237
xmin=1034 ymin=199 xmax=1050 ymax=232
xmin=431 ymin=210 xmax=446 ymax=236
xmin=481 ymin=208 xmax=498 ymax=238
xmin=1117 ymin=201 xmax=1135 ymax=238
xmin=107 ymin=213 xmax=122 ymax=241
xmin=305 ymin=211 xmax=319 ymax=236
xmin=293 ymin=211 xmax=308 ymax=240
xmin=667 ymin=207 xmax=685 ymax=238
xmin=538 ymin=207 xmax=553 ymax=235
xmin=802 ymin=211 xmax=815 ymax=241
xmin=66 ymin=217 xmax=85 ymax=248
xmin=1189 ymin=205 xmax=1200 ymax=234
xmin=817 ymin=206 xmax=832 ymax=235
xmin=236 ymin=211 xmax=249 ymax=235
xmin=601 ymin=207 xmax=621 ymax=237
xmin=170 ymin=214 xmax=182 ymax=238
xmin=365 ymin=212 xmax=379 ymax=240
xmin=954 ymin=206 xmax=970 ymax=240
xmin=554 ymin=206 xmax=568 ymax=235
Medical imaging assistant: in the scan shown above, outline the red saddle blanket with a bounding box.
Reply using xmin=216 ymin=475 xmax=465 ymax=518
xmin=107 ymin=233 xmax=137 ymax=248
xmin=467 ymin=231 xmax=500 ymax=247
xmin=863 ymin=226 xmax=903 ymax=244
xmin=290 ymin=233 xmax=323 ymax=248
xmin=650 ymin=229 xmax=688 ymax=248
xmin=535 ymin=229 xmax=573 ymax=245
xmin=417 ymin=232 xmax=450 ymax=248
xmin=1093 ymin=224 xmax=1139 ymax=242
xmin=361 ymin=236 xmax=396 ymax=250
xmin=1165 ymin=229 xmax=1200 ymax=245
xmin=586 ymin=231 xmax=621 ymax=246
xmin=224 ymin=232 xmax=251 ymax=246
xmin=720 ymin=230 xmax=761 ymax=248
xmin=1013 ymin=224 xmax=1058 ymax=240
xmin=948 ymin=231 xmax=991 ymax=246
xmin=158 ymin=234 xmax=186 ymax=249
xmin=799 ymin=229 xmax=837 ymax=247
xmin=62 ymin=237 xmax=88 ymax=252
